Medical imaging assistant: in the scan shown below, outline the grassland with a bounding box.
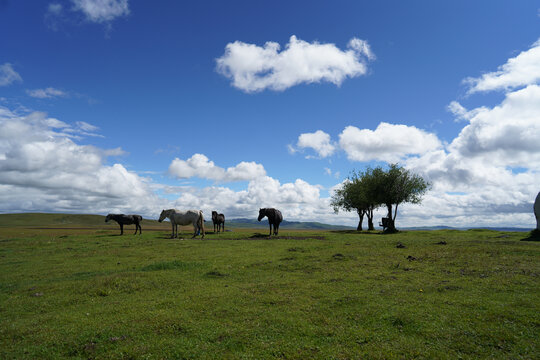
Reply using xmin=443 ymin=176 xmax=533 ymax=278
xmin=0 ymin=216 xmax=538 ymax=359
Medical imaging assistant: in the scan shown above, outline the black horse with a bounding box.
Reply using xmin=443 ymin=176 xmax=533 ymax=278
xmin=211 ymin=211 xmax=225 ymax=233
xmin=257 ymin=208 xmax=283 ymax=236
xmin=105 ymin=214 xmax=142 ymax=235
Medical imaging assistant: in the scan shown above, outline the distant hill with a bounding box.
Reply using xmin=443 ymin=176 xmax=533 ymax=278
xmin=402 ymin=225 xmax=531 ymax=232
xmin=0 ymin=213 xmax=167 ymax=228
xmin=224 ymin=218 xmax=354 ymax=230
xmin=0 ymin=213 xmax=531 ymax=232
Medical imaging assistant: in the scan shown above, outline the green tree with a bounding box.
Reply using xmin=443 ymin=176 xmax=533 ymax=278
xmin=331 ymin=168 xmax=379 ymax=231
xmin=376 ymin=164 xmax=430 ymax=233
xmin=332 ymin=164 xmax=430 ymax=232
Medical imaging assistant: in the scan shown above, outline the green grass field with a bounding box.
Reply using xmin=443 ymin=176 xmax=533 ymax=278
xmin=0 ymin=217 xmax=538 ymax=359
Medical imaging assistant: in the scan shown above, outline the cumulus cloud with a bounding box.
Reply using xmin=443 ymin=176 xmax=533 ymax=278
xmin=216 ymin=35 xmax=375 ymax=92
xmin=168 ymin=154 xmax=267 ymax=182
xmin=72 ymin=0 xmax=130 ymax=23
xmin=286 ymin=40 xmax=540 ymax=228
xmin=404 ymin=71 xmax=540 ymax=228
xmin=0 ymin=106 xmax=346 ymax=224
xmin=293 ymin=130 xmax=336 ymax=158
xmin=26 ymin=87 xmax=68 ymax=99
xmin=338 ymin=122 xmax=442 ymax=162
xmin=448 ymin=85 xmax=540 ymax=167
xmin=465 ymin=38 xmax=540 ymax=93
xmin=0 ymin=63 xmax=22 ymax=87
xmin=169 ymin=176 xmax=342 ymax=223
xmin=0 ymin=107 xmax=162 ymax=216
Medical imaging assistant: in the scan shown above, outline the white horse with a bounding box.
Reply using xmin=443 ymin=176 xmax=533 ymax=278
xmin=158 ymin=209 xmax=205 ymax=239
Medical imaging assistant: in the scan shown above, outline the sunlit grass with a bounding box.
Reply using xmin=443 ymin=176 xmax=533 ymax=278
xmin=0 ymin=226 xmax=538 ymax=359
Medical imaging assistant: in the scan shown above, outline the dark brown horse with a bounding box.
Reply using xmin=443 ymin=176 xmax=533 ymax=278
xmin=211 ymin=211 xmax=225 ymax=233
xmin=105 ymin=214 xmax=142 ymax=235
xmin=257 ymin=208 xmax=283 ymax=236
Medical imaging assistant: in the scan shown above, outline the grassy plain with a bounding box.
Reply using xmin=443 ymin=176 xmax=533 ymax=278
xmin=0 ymin=219 xmax=538 ymax=359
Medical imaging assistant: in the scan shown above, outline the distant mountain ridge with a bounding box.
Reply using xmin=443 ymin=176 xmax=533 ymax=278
xmin=226 ymin=218 xmax=354 ymax=230
xmin=0 ymin=213 xmax=532 ymax=232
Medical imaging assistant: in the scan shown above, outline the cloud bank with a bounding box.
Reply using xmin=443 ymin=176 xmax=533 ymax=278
xmin=0 ymin=107 xmax=161 ymax=216
xmin=289 ymin=39 xmax=540 ymax=227
xmin=216 ymin=35 xmax=374 ymax=92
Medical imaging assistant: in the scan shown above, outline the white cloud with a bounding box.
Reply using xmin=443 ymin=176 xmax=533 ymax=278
xmin=403 ymin=86 xmax=540 ymax=228
xmin=76 ymin=121 xmax=99 ymax=132
xmin=48 ymin=3 xmax=63 ymax=15
xmin=0 ymin=63 xmax=22 ymax=87
xmin=448 ymin=85 xmax=540 ymax=168
xmin=169 ymin=176 xmax=344 ymax=224
xmin=338 ymin=122 xmax=442 ymax=162
xmin=72 ymin=0 xmax=130 ymax=23
xmin=0 ymin=107 xmax=162 ymax=216
xmin=0 ymin=107 xmax=348 ymax=225
xmin=295 ymin=130 xmax=336 ymax=158
xmin=465 ymin=38 xmax=540 ymax=93
xmin=447 ymin=101 xmax=487 ymax=122
xmin=168 ymin=154 xmax=266 ymax=182
xmin=216 ymin=35 xmax=374 ymax=92
xmin=26 ymin=87 xmax=68 ymax=99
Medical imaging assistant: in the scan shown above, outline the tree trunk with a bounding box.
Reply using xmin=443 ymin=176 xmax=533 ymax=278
xmin=367 ymin=208 xmax=375 ymax=231
xmin=357 ymin=209 xmax=365 ymax=231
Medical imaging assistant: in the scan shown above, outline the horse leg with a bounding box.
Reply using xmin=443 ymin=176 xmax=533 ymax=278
xmin=268 ymin=223 xmax=272 ymax=237
xmin=134 ymin=222 xmax=138 ymax=235
xmin=170 ymin=222 xmax=175 ymax=239
xmin=275 ymin=223 xmax=279 ymax=236
xmin=192 ymin=223 xmax=197 ymax=238
xmin=120 ymin=223 xmax=124 ymax=235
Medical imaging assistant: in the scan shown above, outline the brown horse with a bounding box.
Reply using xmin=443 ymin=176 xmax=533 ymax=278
xmin=257 ymin=208 xmax=283 ymax=236
xmin=105 ymin=214 xmax=142 ymax=235
xmin=212 ymin=211 xmax=225 ymax=233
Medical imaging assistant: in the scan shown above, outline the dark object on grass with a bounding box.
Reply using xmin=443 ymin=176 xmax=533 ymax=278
xmin=535 ymin=191 xmax=539 ymax=230
xmin=522 ymin=229 xmax=540 ymax=242
xmin=212 ymin=211 xmax=225 ymax=233
xmin=396 ymin=242 xmax=406 ymax=248
xmin=258 ymin=208 xmax=283 ymax=236
xmin=105 ymin=214 xmax=142 ymax=235
xmin=435 ymin=241 xmax=447 ymax=245
xmin=380 ymin=217 xmax=390 ymax=231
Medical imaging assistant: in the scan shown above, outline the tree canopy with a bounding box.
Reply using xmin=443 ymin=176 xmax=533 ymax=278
xmin=331 ymin=164 xmax=430 ymax=232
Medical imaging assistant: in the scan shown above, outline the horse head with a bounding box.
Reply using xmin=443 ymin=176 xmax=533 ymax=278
xmin=105 ymin=214 xmax=112 ymax=222
xmin=158 ymin=209 xmax=168 ymax=223
xmin=257 ymin=208 xmax=266 ymax=221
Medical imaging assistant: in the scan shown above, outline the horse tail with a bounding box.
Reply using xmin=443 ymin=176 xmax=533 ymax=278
xmin=198 ymin=210 xmax=205 ymax=238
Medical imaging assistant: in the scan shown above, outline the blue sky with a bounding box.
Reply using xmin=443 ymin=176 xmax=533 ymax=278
xmin=1 ymin=1 xmax=540 ymax=228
